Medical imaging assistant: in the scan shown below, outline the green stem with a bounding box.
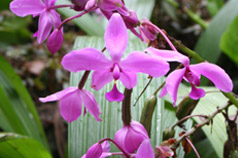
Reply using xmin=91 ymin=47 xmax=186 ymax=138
xmin=164 ymin=0 xmax=207 ymax=29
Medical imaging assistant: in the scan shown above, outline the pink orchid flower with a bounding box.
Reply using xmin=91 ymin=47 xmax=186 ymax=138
xmin=135 ymin=139 xmax=155 ymax=158
xmin=82 ymin=141 xmax=111 ymax=158
xmin=146 ymin=47 xmax=233 ymax=106
xmin=61 ymin=13 xmax=169 ymax=102
xmin=114 ymin=121 xmax=149 ymax=154
xmin=10 ymin=0 xmax=61 ymax=44
xmin=39 ymin=87 xmax=101 ymax=123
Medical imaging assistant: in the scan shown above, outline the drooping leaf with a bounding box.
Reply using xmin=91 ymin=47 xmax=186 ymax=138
xmin=194 ymin=0 xmax=238 ymax=63
xmin=207 ymin=0 xmax=224 ymax=16
xmin=0 ymin=133 xmax=52 ymax=158
xmin=220 ymin=16 xmax=238 ymax=66
xmin=0 ymin=55 xmax=49 ymax=149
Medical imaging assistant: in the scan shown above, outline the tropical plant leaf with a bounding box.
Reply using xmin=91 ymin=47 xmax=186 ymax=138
xmin=207 ymin=0 xmax=224 ymax=16
xmin=0 ymin=55 xmax=49 ymax=149
xmin=194 ymin=0 xmax=238 ymax=63
xmin=220 ymin=16 xmax=238 ymax=66
xmin=0 ymin=133 xmax=52 ymax=158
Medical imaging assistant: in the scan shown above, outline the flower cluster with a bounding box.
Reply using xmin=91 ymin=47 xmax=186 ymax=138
xmin=10 ymin=0 xmax=234 ymax=157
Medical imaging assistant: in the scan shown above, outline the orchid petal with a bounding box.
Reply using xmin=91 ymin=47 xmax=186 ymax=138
xmin=101 ymin=141 xmax=110 ymax=152
xmin=98 ymin=0 xmax=123 ymax=11
xmin=60 ymin=90 xmax=82 ymax=122
xmin=189 ymin=84 xmax=205 ymax=100
xmin=86 ymin=143 xmax=103 ymax=158
xmin=120 ymin=51 xmax=170 ymax=77
xmin=136 ymin=140 xmax=155 ymax=158
xmin=145 ymin=47 xmax=190 ymax=66
xmin=45 ymin=0 xmax=57 ymax=7
xmin=105 ymin=84 xmax=124 ymax=102
xmin=10 ymin=0 xmax=45 ymax=17
xmin=190 ymin=62 xmax=233 ymax=92
xmin=47 ymin=29 xmax=63 ymax=54
xmin=100 ymin=153 xmax=112 ymax=158
xmin=91 ymin=71 xmax=113 ymax=90
xmin=114 ymin=126 xmax=128 ymax=151
xmin=62 ymin=48 xmax=112 ymax=73
xmin=130 ymin=121 xmax=149 ymax=138
xmin=119 ymin=71 xmax=137 ymax=89
xmin=81 ymin=89 xmax=102 ymax=121
xmin=39 ymin=87 xmax=78 ymax=102
xmin=105 ymin=13 xmax=128 ymax=62
xmin=48 ymin=10 xmax=61 ymax=28
xmin=37 ymin=11 xmax=52 ymax=44
xmin=166 ymin=68 xmax=186 ymax=106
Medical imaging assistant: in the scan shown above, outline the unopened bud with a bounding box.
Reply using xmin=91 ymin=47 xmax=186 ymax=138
xmin=176 ymin=96 xmax=199 ymax=120
xmin=140 ymin=95 xmax=157 ymax=136
xmin=163 ymin=127 xmax=175 ymax=141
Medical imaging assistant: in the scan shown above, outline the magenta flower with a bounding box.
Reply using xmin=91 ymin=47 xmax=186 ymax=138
xmin=114 ymin=121 xmax=149 ymax=153
xmin=146 ymin=47 xmax=233 ymax=106
xmin=39 ymin=87 xmax=101 ymax=122
xmin=139 ymin=18 xmax=160 ymax=43
xmin=82 ymin=141 xmax=111 ymax=158
xmin=47 ymin=29 xmax=63 ymax=54
xmin=10 ymin=0 xmax=61 ymax=44
xmin=135 ymin=139 xmax=155 ymax=158
xmin=61 ymin=13 xmax=169 ymax=102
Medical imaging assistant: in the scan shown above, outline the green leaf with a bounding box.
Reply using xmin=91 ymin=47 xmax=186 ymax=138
xmin=207 ymin=0 xmax=224 ymax=16
xmin=0 ymin=16 xmax=32 ymax=45
xmin=68 ymin=36 xmax=164 ymax=157
xmin=0 ymin=55 xmax=49 ymax=149
xmin=194 ymin=0 xmax=238 ymax=63
xmin=0 ymin=133 xmax=52 ymax=158
xmin=0 ymin=0 xmax=11 ymax=11
xmin=220 ymin=16 xmax=238 ymax=66
xmin=186 ymin=139 xmax=218 ymax=158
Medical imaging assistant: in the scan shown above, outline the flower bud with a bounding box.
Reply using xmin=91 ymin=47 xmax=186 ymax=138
xmin=86 ymin=143 xmax=103 ymax=158
xmin=47 ymin=29 xmax=63 ymax=54
xmin=140 ymin=95 xmax=157 ymax=136
xmin=162 ymin=127 xmax=175 ymax=141
xmin=176 ymin=96 xmax=199 ymax=120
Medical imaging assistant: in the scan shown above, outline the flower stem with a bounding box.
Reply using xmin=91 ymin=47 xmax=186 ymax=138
xmin=78 ymin=71 xmax=90 ymax=89
xmin=98 ymin=138 xmax=130 ymax=158
xmin=173 ymin=102 xmax=232 ymax=147
xmin=122 ymin=88 xmax=132 ymax=125
xmin=164 ymin=0 xmax=207 ymax=29
xmin=185 ymin=137 xmax=200 ymax=158
xmin=47 ymin=4 xmax=73 ymax=11
xmin=133 ymin=77 xmax=153 ymax=106
xmin=58 ymin=7 xmax=96 ymax=30
xmin=172 ymin=114 xmax=207 ymax=129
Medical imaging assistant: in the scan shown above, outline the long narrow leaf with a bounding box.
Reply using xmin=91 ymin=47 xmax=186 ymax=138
xmin=0 ymin=55 xmax=48 ymax=149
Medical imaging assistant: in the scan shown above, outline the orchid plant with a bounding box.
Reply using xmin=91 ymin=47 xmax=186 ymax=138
xmin=9 ymin=0 xmax=236 ymax=158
